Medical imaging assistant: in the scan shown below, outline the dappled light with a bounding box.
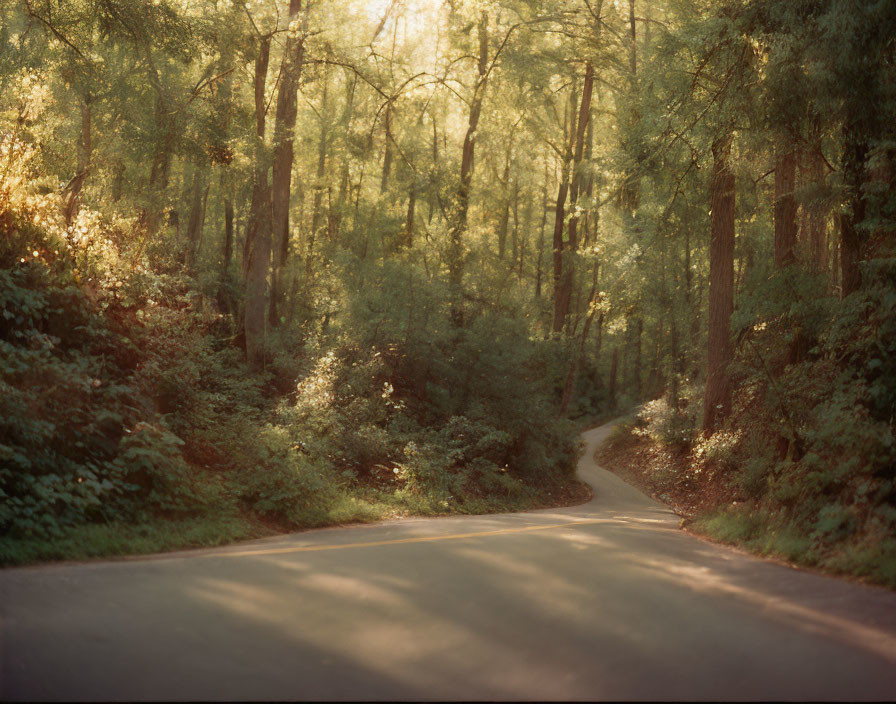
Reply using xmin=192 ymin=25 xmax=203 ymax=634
xmin=2 ymin=0 xmax=896 ymax=698
xmin=3 ymin=0 xmax=895 ymax=582
xmin=4 ymin=424 xmax=896 ymax=698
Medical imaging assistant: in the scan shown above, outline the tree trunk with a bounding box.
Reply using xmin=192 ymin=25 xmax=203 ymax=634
xmin=618 ymin=0 xmax=640 ymax=212
xmin=143 ymin=89 xmax=176 ymax=239
xmin=448 ymin=11 xmax=489 ymax=327
xmin=242 ymin=36 xmax=273 ymax=371
xmin=669 ymin=310 xmax=680 ymax=403
xmin=840 ymin=121 xmax=867 ymax=297
xmin=628 ymin=0 xmax=637 ymax=79
xmin=184 ymin=166 xmax=206 ymax=270
xmin=218 ymin=171 xmax=235 ymax=310
xmin=702 ymin=135 xmax=736 ymax=432
xmin=223 ymin=195 xmax=234 ymax=275
xmin=108 ymin=161 xmax=124 ymax=202
xmin=428 ymin=113 xmax=439 ymax=224
xmin=583 ymin=104 xmax=596 ymax=248
xmin=196 ymin=182 xmax=210 ymax=261
xmin=774 ymin=146 xmax=797 ymax=268
xmin=64 ymin=93 xmax=92 ymax=225
xmin=215 ymin=14 xmax=237 ymax=306
xmin=559 ymin=264 xmax=599 ymax=416
xmin=554 ymin=62 xmax=594 ymax=334
xmin=381 ymin=102 xmax=393 ymax=194
xmin=804 ymin=123 xmax=828 ymax=272
xmin=633 ymin=314 xmax=643 ymax=399
xmin=403 ymin=185 xmax=416 ymax=248
xmin=648 ymin=318 xmax=661 ymax=396
xmin=551 ymin=84 xmax=578 ymax=333
xmin=270 ymin=0 xmax=306 ymax=327
xmin=330 ymin=74 xmax=358 ymax=246
xmin=831 ymin=214 xmax=841 ymax=291
xmin=517 ymin=189 xmax=529 ymax=278
xmin=308 ymin=77 xmax=330 ymax=279
xmin=608 ymin=345 xmax=619 ymax=408
xmin=535 ymin=164 xmax=548 ymax=299
xmin=497 ymin=150 xmax=511 ymax=260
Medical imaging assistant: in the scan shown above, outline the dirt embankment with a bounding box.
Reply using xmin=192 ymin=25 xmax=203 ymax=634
xmin=596 ymin=429 xmax=739 ymax=522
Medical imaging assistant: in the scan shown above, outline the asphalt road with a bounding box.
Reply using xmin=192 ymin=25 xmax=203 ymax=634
xmin=3 ymin=421 xmax=896 ymax=701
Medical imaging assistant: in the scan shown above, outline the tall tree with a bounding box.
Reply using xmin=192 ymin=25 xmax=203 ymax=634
xmin=551 ymin=83 xmax=577 ymax=333
xmin=270 ymin=0 xmax=307 ymax=326
xmin=774 ymin=146 xmax=797 ymax=268
xmin=554 ymin=60 xmax=594 ymax=333
xmin=448 ymin=10 xmax=489 ymax=326
xmin=839 ymin=121 xmax=866 ymax=297
xmin=242 ymin=34 xmax=272 ymax=370
xmin=62 ymin=93 xmax=92 ymax=225
xmin=702 ymin=134 xmax=735 ymax=432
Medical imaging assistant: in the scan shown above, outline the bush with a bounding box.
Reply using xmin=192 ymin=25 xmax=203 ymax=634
xmin=277 ymin=256 xmax=582 ymax=508
xmin=230 ymin=425 xmax=339 ymax=525
xmin=678 ymin=253 xmax=896 ymax=585
xmin=635 ymin=397 xmax=697 ymax=450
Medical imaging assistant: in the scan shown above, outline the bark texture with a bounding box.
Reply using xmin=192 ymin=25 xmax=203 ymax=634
xmin=840 ymin=121 xmax=867 ymax=297
xmin=608 ymin=346 xmax=619 ymax=408
xmin=554 ymin=62 xmax=594 ymax=334
xmin=774 ymin=147 xmax=797 ymax=268
xmin=702 ymin=135 xmax=735 ymax=433
xmin=270 ymin=0 xmax=306 ymax=326
xmin=448 ymin=11 xmax=488 ymax=326
xmin=184 ymin=166 xmax=206 ymax=270
xmin=63 ymin=94 xmax=92 ymax=225
xmin=551 ymin=84 xmax=577 ymax=333
xmin=242 ymin=36 xmax=272 ymax=371
xmin=559 ymin=264 xmax=599 ymax=416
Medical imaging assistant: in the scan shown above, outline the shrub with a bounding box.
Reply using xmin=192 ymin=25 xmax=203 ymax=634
xmin=635 ymin=397 xmax=698 ymax=450
xmin=230 ymin=425 xmax=339 ymax=525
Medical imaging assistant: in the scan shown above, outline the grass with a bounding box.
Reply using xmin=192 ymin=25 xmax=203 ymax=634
xmin=692 ymin=504 xmax=896 ymax=588
xmin=695 ymin=506 xmax=814 ymax=563
xmin=0 ymin=475 xmax=591 ymax=568
xmin=603 ymin=421 xmax=896 ymax=590
xmin=0 ymin=514 xmax=260 ymax=566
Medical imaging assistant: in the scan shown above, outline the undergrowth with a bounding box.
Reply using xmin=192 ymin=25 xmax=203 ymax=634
xmin=0 ymin=140 xmax=588 ymax=566
xmin=601 ymin=254 xmax=896 ymax=589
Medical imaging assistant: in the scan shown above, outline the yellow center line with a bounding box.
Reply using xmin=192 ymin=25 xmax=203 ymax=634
xmin=210 ymin=518 xmax=611 ymax=558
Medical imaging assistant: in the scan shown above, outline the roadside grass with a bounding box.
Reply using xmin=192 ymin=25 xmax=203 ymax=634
xmin=0 ymin=475 xmax=590 ymax=568
xmin=602 ymin=416 xmax=638 ymax=449
xmin=0 ymin=514 xmax=259 ymax=566
xmin=824 ymin=538 xmax=896 ymax=586
xmin=600 ymin=424 xmax=896 ymax=590
xmin=695 ymin=506 xmax=815 ymax=564
xmin=695 ymin=506 xmax=896 ymax=588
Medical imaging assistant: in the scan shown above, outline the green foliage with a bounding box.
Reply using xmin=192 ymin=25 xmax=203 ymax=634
xmin=6 ymin=0 xmax=892 ymax=581
xmin=0 ymin=203 xmax=227 ymax=536
xmin=0 ymin=514 xmax=255 ymax=567
xmin=111 ymin=422 xmax=225 ymax=515
xmin=228 ymin=424 xmax=339 ymax=526
xmin=736 ymin=454 xmax=773 ymax=500
xmin=634 ymin=396 xmax=699 ymax=450
xmin=0 ymin=170 xmax=586 ymax=555
xmin=0 ymin=251 xmax=130 ymax=535
xmin=698 ymin=506 xmax=764 ymax=544
xmin=299 ymin=256 xmax=580 ymax=492
xmin=677 ymin=247 xmax=896 ymax=586
xmin=603 ymin=418 xmax=638 ymax=451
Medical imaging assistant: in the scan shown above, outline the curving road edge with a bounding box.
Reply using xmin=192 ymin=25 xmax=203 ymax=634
xmin=2 ymin=421 xmax=896 ymax=701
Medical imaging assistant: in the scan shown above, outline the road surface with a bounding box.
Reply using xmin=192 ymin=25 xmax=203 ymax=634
xmin=3 ymin=421 xmax=896 ymax=701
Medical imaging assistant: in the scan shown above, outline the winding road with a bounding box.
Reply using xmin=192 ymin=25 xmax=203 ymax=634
xmin=3 ymin=422 xmax=896 ymax=701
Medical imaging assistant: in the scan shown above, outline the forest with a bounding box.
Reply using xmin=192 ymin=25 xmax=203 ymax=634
xmin=0 ymin=0 xmax=894 ymax=584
